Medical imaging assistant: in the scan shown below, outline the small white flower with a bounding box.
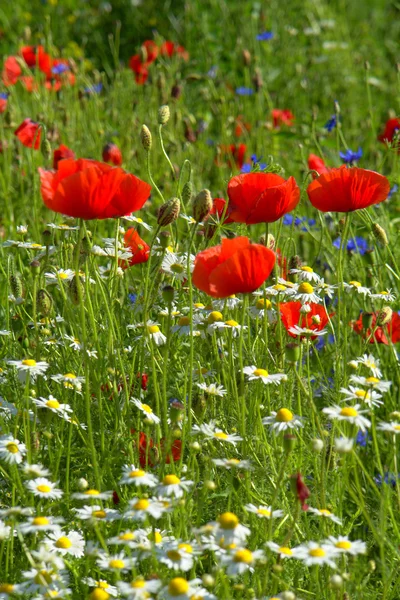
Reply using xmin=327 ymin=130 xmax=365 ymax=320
xmin=45 ymin=530 xmax=85 ymax=557
xmin=289 ymin=266 xmax=321 ymax=282
xmin=339 ymin=386 xmax=383 ymax=407
xmin=132 ymin=398 xmax=161 ymax=423
xmin=146 ymin=321 xmax=167 ymax=345
xmin=71 ymin=488 xmax=113 ymax=501
xmin=0 ymin=435 xmax=27 ymax=464
xmin=161 ymin=253 xmax=194 ymax=280
xmin=208 ymin=512 xmax=250 ymax=545
xmin=262 ymin=408 xmax=304 ymax=433
xmin=196 ymin=383 xmax=227 ymax=397
xmin=25 ymin=478 xmax=63 ymax=500
xmin=370 ymin=289 xmax=396 ymax=302
xmin=192 ymin=421 xmax=242 ymax=445
xmin=325 ymin=536 xmax=366 ymax=555
xmin=74 ymin=505 xmax=120 ymax=523
xmin=334 ymin=437 xmax=354 ymax=453
xmin=120 ymin=464 xmax=159 ymax=486
xmin=7 ymin=358 xmax=49 ymax=381
xmin=343 ymin=281 xmax=371 ymax=296
xmin=22 ymin=463 xmax=51 ymax=478
xmin=118 ymin=578 xmax=162 ymax=598
xmin=83 ymin=579 xmax=118 ymax=597
xmin=96 ymin=552 xmax=135 ymax=572
xmin=122 ymin=215 xmax=153 ymax=231
xmin=220 ymin=547 xmax=264 ymax=576
xmin=156 ymin=475 xmax=193 ymax=498
xmin=51 ymin=372 xmax=85 ymax=391
xmin=308 ymin=507 xmax=342 ymax=525
xmin=0 ymin=519 xmax=12 ymax=541
xmin=289 ymin=324 xmax=327 ymax=337
xmin=32 ymin=395 xmax=73 ymax=417
xmin=19 ymin=515 xmax=64 ymax=535
xmin=213 ymin=295 xmax=242 ymax=310
xmin=377 ymin=421 xmax=400 ymax=435
xmin=293 ymin=541 xmax=339 ymax=567
xmin=244 ymin=504 xmax=284 ymax=519
xmin=293 ymin=282 xmax=322 ymax=304
xmin=158 ymin=542 xmax=195 ymax=572
xmin=172 ymin=315 xmax=201 ymax=337
xmin=349 ymin=375 xmax=391 ymax=393
xmin=212 ymin=458 xmax=252 ymax=470
xmin=124 ymin=497 xmax=167 ymax=521
xmin=356 ymin=354 xmax=382 ymax=378
xmin=323 ymin=404 xmax=371 ymax=432
xmin=248 ymin=297 xmax=277 ymax=322
xmin=266 ymin=542 xmax=297 ymax=559
xmin=243 ymin=366 xmax=287 ymax=385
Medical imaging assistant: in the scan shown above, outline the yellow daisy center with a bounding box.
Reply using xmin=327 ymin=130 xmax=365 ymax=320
xmin=355 ymin=390 xmax=370 ymax=399
xmin=34 ymin=570 xmax=53 ymax=585
xmin=46 ymin=399 xmax=60 ymax=409
xmin=170 ymin=263 xmax=185 ymax=273
xmin=225 ymin=319 xmax=238 ymax=327
xmin=59 ymin=272 xmax=69 ymax=279
xmin=234 ymin=549 xmax=253 ymax=563
xmin=340 ymin=407 xmax=358 ymax=417
xmin=92 ymin=510 xmax=106 ymax=519
xmin=273 ymin=284 xmax=286 ymax=291
xmin=140 ymin=403 xmax=153 ymax=413
xmin=227 ymin=459 xmax=240 ymax=465
xmin=254 ymin=368 xmax=268 ymax=377
xmin=214 ymin=432 xmax=228 ymax=440
xmin=319 ymin=509 xmax=331 ymax=516
xmin=119 ymin=532 xmax=135 ymax=541
xmin=298 ymin=282 xmax=314 ymax=294
xmin=108 ymin=559 xmax=125 ymax=569
xmin=148 ymin=531 xmax=162 ymax=543
xmin=98 ymin=582 xmax=109 ymax=589
xmin=309 ymin=548 xmax=326 ymax=557
xmin=218 ymin=512 xmax=239 ymax=529
xmin=131 ymin=580 xmax=146 ymax=588
xmin=22 ymin=359 xmax=37 ymax=367
xmin=178 ymin=316 xmax=190 ymax=326
xmin=349 ymin=281 xmax=361 ymax=287
xmin=179 ymin=543 xmax=193 ymax=553
xmin=301 ymin=266 xmax=313 ymax=272
xmin=168 ymin=578 xmax=189 ymax=596
xmin=163 ymin=474 xmax=180 ymax=485
xmin=36 ymin=485 xmax=51 ymax=493
xmin=276 ymin=408 xmax=293 ymax=422
xmin=0 ymin=585 xmax=14 ymax=594
xmin=279 ymin=546 xmax=292 ymax=555
xmin=366 ymin=377 xmax=379 ymax=384
xmin=129 ymin=469 xmax=145 ymax=478
xmin=147 ymin=325 xmax=160 ymax=334
xmin=85 ymin=489 xmax=100 ymax=495
xmin=194 ymin=303 xmax=205 ymax=309
xmin=89 ymin=590 xmax=110 ymax=600
xmin=6 ymin=442 xmax=19 ymax=454
xmin=394 ymin=425 xmax=400 ymax=431
xmin=134 ymin=499 xmax=149 ymax=510
xmin=64 ymin=373 xmax=76 ymax=379
xmin=55 ymin=536 xmax=72 ymax=549
xmin=32 ymin=516 xmax=49 ymax=526
xmin=207 ymin=311 xmax=223 ymax=323
xmin=167 ymin=550 xmax=182 ymax=561
xmin=336 ymin=541 xmax=352 ymax=550
xmin=256 ymin=298 xmax=272 ymax=310
xmin=257 ymin=508 xmax=271 ymax=517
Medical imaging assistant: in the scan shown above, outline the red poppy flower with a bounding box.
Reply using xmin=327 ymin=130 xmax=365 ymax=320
xmin=351 ymin=311 xmax=400 ymax=345
xmin=20 ymin=76 xmax=37 ymax=92
xmin=134 ymin=431 xmax=182 ymax=468
xmin=378 ymin=118 xmax=400 ymax=145
xmin=206 ymin=198 xmax=234 ymax=224
xmin=0 ymin=96 xmax=7 ymax=113
xmin=217 ymin=144 xmax=247 ymax=170
xmin=160 ymin=41 xmax=189 ymax=61
xmin=234 ymin=115 xmax=251 ymax=138
xmin=53 ymin=144 xmax=75 ymax=169
xmin=129 ymin=54 xmax=150 ymax=85
xmin=307 ymin=166 xmax=390 ymax=213
xmin=272 ymin=109 xmax=294 ymax=128
xmin=294 ymin=473 xmax=310 ymax=511
xmin=14 ymin=118 xmax=42 ymax=149
xmin=280 ymin=301 xmax=331 ymax=340
xmin=38 ymin=158 xmax=152 ymax=220
xmin=192 ymin=236 xmax=276 ymax=298
xmin=142 ymin=40 xmax=159 ymax=63
xmin=123 ymin=228 xmax=150 ymax=266
xmin=21 ymin=45 xmax=51 ymax=76
xmin=227 ymin=172 xmax=300 ymax=224
xmin=2 ymin=56 xmax=22 ymax=86
xmin=102 ymin=142 xmax=123 ymax=166
xmin=308 ymin=154 xmax=329 ymax=178
xmin=137 ymin=372 xmax=148 ymax=391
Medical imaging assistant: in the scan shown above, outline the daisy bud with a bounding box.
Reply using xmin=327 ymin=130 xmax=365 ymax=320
xmin=205 ymin=480 xmax=216 ymax=490
xmin=242 ymin=49 xmax=251 ymax=66
xmin=182 ymin=180 xmax=193 ymax=206
xmin=37 ymin=289 xmax=52 ymax=316
xmin=280 ymin=593 xmax=296 ymax=600
xmin=192 ymin=188 xmax=213 ymax=223
xmin=334 ymin=437 xmax=353 ymax=453
xmin=140 ymin=124 xmax=152 ymax=150
xmin=283 ymin=433 xmax=297 ymax=453
xmin=362 ymin=312 xmax=373 ymax=330
xmin=172 ymin=428 xmax=182 ymax=438
xmin=190 ymin=441 xmax=201 ymax=452
xmin=157 ymin=197 xmax=180 ymax=227
xmin=372 ymin=223 xmax=389 ymax=246
xmin=162 ymin=285 xmax=175 ymax=304
xmin=41 ymin=138 xmax=52 ymax=160
xmin=159 ymin=230 xmax=171 ymax=249
xmin=348 ymin=360 xmax=358 ymax=370
xmin=30 ymin=260 xmax=40 ymax=276
xmin=272 ymin=564 xmax=283 ymax=573
xmin=77 ymin=477 xmax=89 ymax=490
xmin=330 ymin=574 xmax=343 ymax=589
xmin=285 ymin=342 xmax=300 ymax=363
xmin=311 ymin=438 xmax=324 ymax=452
xmin=368 ymin=560 xmax=376 ymax=572
xmin=390 ymin=411 xmax=400 ymax=419
xmin=377 ymin=306 xmax=393 ymax=326
xmin=300 ymin=303 xmax=311 ymax=314
xmin=311 ymin=314 xmax=321 ymax=325
xmin=202 ymin=574 xmax=215 ymax=588
xmin=158 ymin=104 xmax=170 ymax=125
xmin=68 ymin=275 xmax=84 ymax=305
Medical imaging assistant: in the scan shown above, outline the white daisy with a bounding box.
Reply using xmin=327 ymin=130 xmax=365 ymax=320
xmin=146 ymin=321 xmax=167 ymax=345
xmin=221 ymin=319 xmax=246 ymax=337
xmin=212 ymin=458 xmax=252 ymax=470
xmin=22 ymin=463 xmax=51 ymax=478
xmin=161 ymin=253 xmax=194 ymax=280
xmin=19 ymin=515 xmax=64 ymax=534
xmin=118 ymin=578 xmax=162 ymax=598
xmin=212 ymin=295 xmax=242 ymax=310
xmin=32 ymin=396 xmax=73 ymax=417
xmin=248 ymin=297 xmax=277 ymax=322
xmin=7 ymin=358 xmax=49 ymax=381
xmin=334 ymin=437 xmax=354 ymax=453
xmin=325 ymin=536 xmax=366 ymax=555
xmin=308 ymin=507 xmax=342 ymax=525
xmin=192 ymin=421 xmax=242 ymax=445
xmin=0 ymin=519 xmax=11 ymax=541
xmin=107 ymin=530 xmax=142 ymax=547
xmin=209 ymin=512 xmax=250 ymax=545
xmin=96 ymin=552 xmax=135 ymax=572
xmin=158 ymin=542 xmax=195 ymax=572
xmin=322 ymin=404 xmax=371 ymax=432
xmin=356 ymin=354 xmax=382 ymax=378
xmin=74 ymin=505 xmax=120 ymax=523
xmin=124 ymin=497 xmax=167 ymax=521
xmin=82 ymin=579 xmax=118 ymax=597
xmin=122 ymin=215 xmax=153 ymax=231
xmin=339 ymin=386 xmax=383 ymax=407
xmin=160 ymin=577 xmax=199 ymax=600
xmin=51 ymin=372 xmax=85 ymax=391
xmin=71 ymin=489 xmax=113 ymax=501
xmin=220 ymin=547 xmax=264 ymax=576
xmin=343 ymin=281 xmax=371 ymax=296
xmin=25 ymin=478 xmax=63 ymax=500
xmin=243 ymin=366 xmax=287 ymax=385
xmin=244 ymin=504 xmax=284 ymax=519
xmin=0 ymin=435 xmax=27 ymax=464
xmin=120 ymin=464 xmax=158 ymax=486
xmin=293 ymin=541 xmax=339 ymax=567
xmin=156 ymin=475 xmax=193 ymax=498
xmin=132 ymin=398 xmax=161 ymax=424
xmin=46 ymin=222 xmax=79 ymax=231
xmin=349 ymin=375 xmax=391 ymax=393
xmin=370 ymin=290 xmax=396 ymax=302
xmin=289 ymin=266 xmax=321 ymax=283
xmin=171 ymin=315 xmax=201 ymax=337
xmin=266 ymin=542 xmax=297 ymax=559
xmin=45 ymin=530 xmax=85 ymax=557
xmin=0 ymin=582 xmax=23 ymax=597
xmin=45 ymin=269 xmax=75 ymax=285
xmin=377 ymin=421 xmax=400 ymax=435
xmin=293 ymin=282 xmax=322 ymax=304
xmin=196 ymin=383 xmax=227 ymax=397
xmin=289 ymin=324 xmax=327 ymax=337
xmin=262 ymin=408 xmax=304 ymax=433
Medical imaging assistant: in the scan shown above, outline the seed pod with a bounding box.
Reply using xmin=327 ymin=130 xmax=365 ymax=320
xmin=41 ymin=138 xmax=52 ymax=160
xmin=68 ymin=275 xmax=84 ymax=305
xmin=157 ymin=197 xmax=180 ymax=227
xmin=162 ymin=285 xmax=174 ymax=304
xmin=158 ymin=105 xmax=170 ymax=125
xmin=37 ymin=289 xmax=53 ymax=316
xmin=372 ymin=223 xmax=389 ymax=246
xmin=30 ymin=260 xmax=40 ymax=276
xmin=171 ymin=83 xmax=182 ymax=99
xmin=140 ymin=125 xmax=152 ymax=150
xmin=192 ymin=188 xmax=212 ymax=223
xmin=377 ymin=306 xmax=393 ymax=326
xmin=181 ymin=181 xmax=193 ymax=206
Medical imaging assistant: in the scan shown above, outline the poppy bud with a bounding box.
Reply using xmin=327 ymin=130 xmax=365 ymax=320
xmin=102 ymin=142 xmax=122 ymax=166
xmin=193 ymin=189 xmax=213 ymax=223
xmin=162 ymin=285 xmax=175 ymax=304
xmin=377 ymin=306 xmax=393 ymax=326
xmin=30 ymin=260 xmax=40 ymax=276
xmin=140 ymin=125 xmax=152 ymax=150
xmin=288 ymin=255 xmax=302 ymax=270
xmin=285 ymin=342 xmax=300 ymax=363
xmin=283 ymin=433 xmax=297 ymax=453
xmin=41 ymin=138 xmax=52 ymax=160
xmin=182 ymin=180 xmax=193 ymax=206
xmin=242 ymin=49 xmax=251 ymax=66
xmin=37 ymin=289 xmax=52 ymax=316
xmin=10 ymin=272 xmax=24 ymax=300
xmin=171 ymin=83 xmax=182 ymax=99
xmin=372 ymin=223 xmax=389 ymax=246
xmin=159 ymin=231 xmax=171 ymax=249
xmin=42 ymin=229 xmax=52 ymax=246
xmin=291 ymin=472 xmax=310 ymax=510
xmin=362 ymin=312 xmax=373 ymax=330
xmin=68 ymin=275 xmax=84 ymax=305
xmin=158 ymin=105 xmax=170 ymax=125
xmin=157 ymin=197 xmax=180 ymax=227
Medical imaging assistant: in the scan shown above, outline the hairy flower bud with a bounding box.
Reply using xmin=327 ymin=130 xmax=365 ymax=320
xmin=192 ymin=189 xmax=213 ymax=223
xmin=41 ymin=138 xmax=52 ymax=160
xmin=140 ymin=124 xmax=152 ymax=150
xmin=158 ymin=105 xmax=170 ymax=125
xmin=157 ymin=197 xmax=180 ymax=227
xmin=377 ymin=306 xmax=393 ymax=326
xmin=372 ymin=223 xmax=389 ymax=246
xmin=37 ymin=289 xmax=52 ymax=316
xmin=242 ymin=49 xmax=251 ymax=66
xmin=10 ymin=272 xmax=23 ymax=299
xmin=181 ymin=181 xmax=193 ymax=206
xmin=68 ymin=275 xmax=84 ymax=305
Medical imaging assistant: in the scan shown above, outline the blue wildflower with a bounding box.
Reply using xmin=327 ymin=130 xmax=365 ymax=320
xmin=84 ymin=83 xmax=103 ymax=95
xmin=356 ymin=430 xmax=369 ymax=447
xmin=240 ymin=164 xmax=252 ymax=174
xmin=388 ymin=184 xmax=398 ymax=199
xmin=241 ymin=154 xmax=267 ymax=173
xmin=256 ymin=31 xmax=274 ymax=41
xmin=339 ymin=147 xmax=362 ymax=164
xmin=128 ymin=293 xmax=137 ymax=305
xmin=235 ymin=87 xmax=254 ymax=96
xmin=333 ymin=236 xmax=371 ymax=255
xmin=0 ymin=92 xmax=8 ymax=100
xmin=52 ymin=63 xmax=70 ymax=75
xmin=374 ymin=472 xmax=399 ymax=488
xmin=324 ymin=115 xmax=337 ymax=131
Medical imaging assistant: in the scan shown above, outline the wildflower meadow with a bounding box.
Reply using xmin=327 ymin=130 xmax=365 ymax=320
xmin=0 ymin=1 xmax=400 ymax=598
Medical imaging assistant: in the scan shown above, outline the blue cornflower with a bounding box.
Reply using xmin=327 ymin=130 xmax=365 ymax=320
xmin=0 ymin=92 xmax=8 ymax=100
xmin=339 ymin=147 xmax=362 ymax=164
xmin=333 ymin=236 xmax=371 ymax=255
xmin=84 ymin=83 xmax=103 ymax=95
xmin=356 ymin=430 xmax=369 ymax=447
xmin=235 ymin=87 xmax=254 ymax=96
xmin=388 ymin=184 xmax=398 ymax=199
xmin=52 ymin=63 xmax=70 ymax=75
xmin=324 ymin=115 xmax=337 ymax=131
xmin=128 ymin=293 xmax=137 ymax=305
xmin=241 ymin=154 xmax=267 ymax=173
xmin=241 ymin=164 xmax=252 ymax=174
xmin=256 ymin=31 xmax=274 ymax=41
xmin=374 ymin=472 xmax=399 ymax=488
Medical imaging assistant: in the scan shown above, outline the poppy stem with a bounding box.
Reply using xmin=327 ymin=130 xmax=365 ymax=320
xmin=158 ymin=124 xmax=176 ymax=180
xmin=146 ymin=150 xmax=164 ymax=204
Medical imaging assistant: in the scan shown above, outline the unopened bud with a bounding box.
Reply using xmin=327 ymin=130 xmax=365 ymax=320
xmin=158 ymin=105 xmax=170 ymax=125
xmin=192 ymin=189 xmax=213 ymax=223
xmin=280 ymin=593 xmax=295 ymax=600
xmin=330 ymin=574 xmax=343 ymax=589
xmin=182 ymin=180 xmax=193 ymax=206
xmin=190 ymin=441 xmax=201 ymax=452
xmin=37 ymin=289 xmax=52 ymax=316
xmin=77 ymin=477 xmax=89 ymax=490
xmin=285 ymin=342 xmax=300 ymax=363
xmin=205 ymin=480 xmax=216 ymax=490
xmin=242 ymin=49 xmax=251 ymax=66
xmin=369 ymin=560 xmax=376 ymax=572
xmin=162 ymin=285 xmax=174 ymax=304
xmin=157 ymin=197 xmax=180 ymax=226
xmin=311 ymin=438 xmax=324 ymax=452
xmin=283 ymin=433 xmax=297 ymax=453
xmin=140 ymin=125 xmax=152 ymax=150
xmin=42 ymin=229 xmax=52 ymax=246
xmin=202 ymin=574 xmax=215 ymax=588
xmin=41 ymin=138 xmax=52 ymax=160
xmin=300 ymin=303 xmax=311 ymax=314
xmin=30 ymin=260 xmax=40 ymax=275
xmin=372 ymin=223 xmax=389 ymax=246
xmin=159 ymin=231 xmax=171 ymax=249
xmin=377 ymin=306 xmax=393 ymax=326
xmin=68 ymin=275 xmax=84 ymax=305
